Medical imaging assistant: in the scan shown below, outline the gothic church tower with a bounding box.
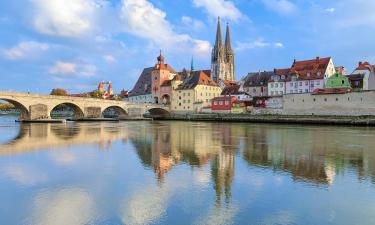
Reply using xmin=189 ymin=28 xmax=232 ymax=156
xmin=211 ymin=18 xmax=235 ymax=82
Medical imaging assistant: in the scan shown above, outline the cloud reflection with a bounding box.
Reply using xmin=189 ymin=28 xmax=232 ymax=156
xmin=2 ymin=164 xmax=47 ymax=186
xmin=30 ymin=188 xmax=97 ymax=225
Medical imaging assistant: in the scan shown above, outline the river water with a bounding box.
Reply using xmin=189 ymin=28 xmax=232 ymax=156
xmin=1 ymin=115 xmax=375 ymax=225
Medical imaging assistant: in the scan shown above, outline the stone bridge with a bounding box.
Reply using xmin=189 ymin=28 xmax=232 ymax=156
xmin=0 ymin=91 xmax=170 ymax=120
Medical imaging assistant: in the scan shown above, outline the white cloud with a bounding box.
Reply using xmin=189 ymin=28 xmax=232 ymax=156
xmin=120 ymin=0 xmax=211 ymax=58
xmin=49 ymin=61 xmax=77 ymax=74
xmin=329 ymin=0 xmax=375 ymax=28
xmin=32 ymin=0 xmax=98 ymax=37
xmin=79 ymin=64 xmax=97 ymax=77
xmin=325 ymin=8 xmax=335 ymax=13
xmin=235 ymin=39 xmax=284 ymax=51
xmin=3 ymin=41 xmax=49 ymax=60
xmin=261 ymin=0 xmax=298 ymax=15
xmin=193 ymin=0 xmax=243 ymax=21
xmin=103 ymin=54 xmax=117 ymax=63
xmin=181 ymin=16 xmax=205 ymax=31
xmin=49 ymin=61 xmax=97 ymax=78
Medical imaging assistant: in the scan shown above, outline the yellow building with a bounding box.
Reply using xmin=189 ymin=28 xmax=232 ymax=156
xmin=171 ymin=70 xmax=222 ymax=112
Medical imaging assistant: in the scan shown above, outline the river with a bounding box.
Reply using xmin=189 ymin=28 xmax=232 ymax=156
xmin=1 ymin=115 xmax=375 ymax=225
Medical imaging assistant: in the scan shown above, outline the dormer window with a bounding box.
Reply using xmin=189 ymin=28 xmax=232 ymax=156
xmin=281 ymin=75 xmax=285 ymax=79
xmin=317 ymin=72 xmax=321 ymax=76
xmin=307 ymin=72 xmax=310 ymax=77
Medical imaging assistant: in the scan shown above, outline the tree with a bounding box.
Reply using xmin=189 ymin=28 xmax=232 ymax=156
xmin=50 ymin=88 xmax=68 ymax=96
xmin=0 ymin=103 xmax=15 ymax=110
xmin=91 ymin=90 xmax=103 ymax=99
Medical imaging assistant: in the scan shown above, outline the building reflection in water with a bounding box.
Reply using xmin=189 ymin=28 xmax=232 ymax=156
xmin=1 ymin=121 xmax=375 ymax=205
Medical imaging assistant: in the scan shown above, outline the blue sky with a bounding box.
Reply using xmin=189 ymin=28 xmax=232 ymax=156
xmin=0 ymin=0 xmax=374 ymax=94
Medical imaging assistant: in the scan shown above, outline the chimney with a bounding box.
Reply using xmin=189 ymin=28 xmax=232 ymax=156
xmin=359 ymin=61 xmax=362 ymax=66
xmin=316 ymin=56 xmax=320 ymax=63
xmin=273 ymin=68 xmax=277 ymax=73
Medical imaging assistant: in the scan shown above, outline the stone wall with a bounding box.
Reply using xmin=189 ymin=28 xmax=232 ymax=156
xmin=283 ymin=91 xmax=375 ymax=116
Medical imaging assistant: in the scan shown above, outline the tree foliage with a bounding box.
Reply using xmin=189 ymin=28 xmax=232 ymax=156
xmin=50 ymin=88 xmax=68 ymax=96
xmin=91 ymin=90 xmax=104 ymax=99
xmin=0 ymin=103 xmax=15 ymax=110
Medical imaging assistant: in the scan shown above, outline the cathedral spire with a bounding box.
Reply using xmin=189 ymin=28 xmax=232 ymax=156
xmin=190 ymin=56 xmax=194 ymax=72
xmin=214 ymin=17 xmax=223 ymax=48
xmin=225 ymin=23 xmax=232 ymax=52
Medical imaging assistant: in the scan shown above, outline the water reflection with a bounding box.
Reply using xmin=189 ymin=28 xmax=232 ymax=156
xmin=1 ymin=121 xmax=375 ymax=224
xmin=1 ymin=122 xmax=374 ymax=187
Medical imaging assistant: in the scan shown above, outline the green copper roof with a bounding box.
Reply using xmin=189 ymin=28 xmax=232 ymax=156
xmin=325 ymin=74 xmax=351 ymax=89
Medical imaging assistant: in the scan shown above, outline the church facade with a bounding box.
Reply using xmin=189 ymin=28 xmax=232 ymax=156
xmin=211 ymin=18 xmax=235 ymax=82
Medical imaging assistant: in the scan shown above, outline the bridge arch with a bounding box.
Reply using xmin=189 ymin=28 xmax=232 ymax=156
xmin=50 ymin=102 xmax=84 ymax=119
xmin=0 ymin=98 xmax=30 ymax=120
xmin=102 ymin=106 xmax=128 ymax=118
xmin=148 ymin=108 xmax=170 ymax=117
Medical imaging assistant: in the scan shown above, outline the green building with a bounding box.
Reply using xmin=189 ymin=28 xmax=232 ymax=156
xmin=325 ymin=73 xmax=351 ymax=89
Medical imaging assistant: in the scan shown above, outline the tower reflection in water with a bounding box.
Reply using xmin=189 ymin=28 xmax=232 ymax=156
xmin=1 ymin=121 xmax=374 ymax=206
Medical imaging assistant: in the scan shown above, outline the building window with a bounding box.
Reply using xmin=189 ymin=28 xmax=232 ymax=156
xmin=299 ymin=90 xmax=302 ymax=93
xmin=280 ymin=91 xmax=283 ymax=95
xmin=179 ymin=103 xmax=181 ymax=106
xmin=280 ymin=83 xmax=283 ymax=88
xmin=214 ymin=101 xmax=218 ymax=105
xmin=271 ymin=91 xmax=274 ymax=95
xmin=305 ymin=89 xmax=308 ymax=93
xmin=305 ymin=81 xmax=308 ymax=85
xmin=271 ymin=83 xmax=274 ymax=88
xmin=299 ymin=82 xmax=302 ymax=86
xmin=225 ymin=101 xmax=229 ymax=105
xmin=316 ymin=81 xmax=320 ymax=85
xmin=219 ymin=101 xmax=223 ymax=105
xmin=290 ymin=83 xmax=293 ymax=87
xmin=275 ymin=83 xmax=279 ymax=88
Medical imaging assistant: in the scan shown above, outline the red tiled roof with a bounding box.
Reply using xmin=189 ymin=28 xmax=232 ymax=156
xmin=275 ymin=68 xmax=290 ymax=75
xmin=176 ymin=70 xmax=218 ymax=90
xmin=222 ymin=80 xmax=237 ymax=86
xmin=355 ymin=61 xmax=374 ymax=72
xmin=312 ymin=88 xmax=352 ymax=95
xmin=289 ymin=57 xmax=331 ymax=79
xmin=212 ymin=96 xmax=238 ymax=101
xmin=221 ymin=85 xmax=245 ymax=95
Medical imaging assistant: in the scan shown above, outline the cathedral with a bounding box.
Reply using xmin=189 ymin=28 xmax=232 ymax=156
xmin=211 ymin=18 xmax=235 ymax=82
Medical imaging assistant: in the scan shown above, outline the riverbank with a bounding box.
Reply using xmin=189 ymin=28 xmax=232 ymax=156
xmin=154 ymin=113 xmax=375 ymax=126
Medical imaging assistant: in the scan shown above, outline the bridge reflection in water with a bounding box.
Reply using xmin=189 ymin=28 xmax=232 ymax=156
xmin=2 ymin=120 xmax=375 ymax=224
xmin=1 ymin=122 xmax=374 ymax=198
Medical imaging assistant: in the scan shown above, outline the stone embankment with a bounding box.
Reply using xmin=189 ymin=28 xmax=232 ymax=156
xmin=154 ymin=113 xmax=375 ymax=126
